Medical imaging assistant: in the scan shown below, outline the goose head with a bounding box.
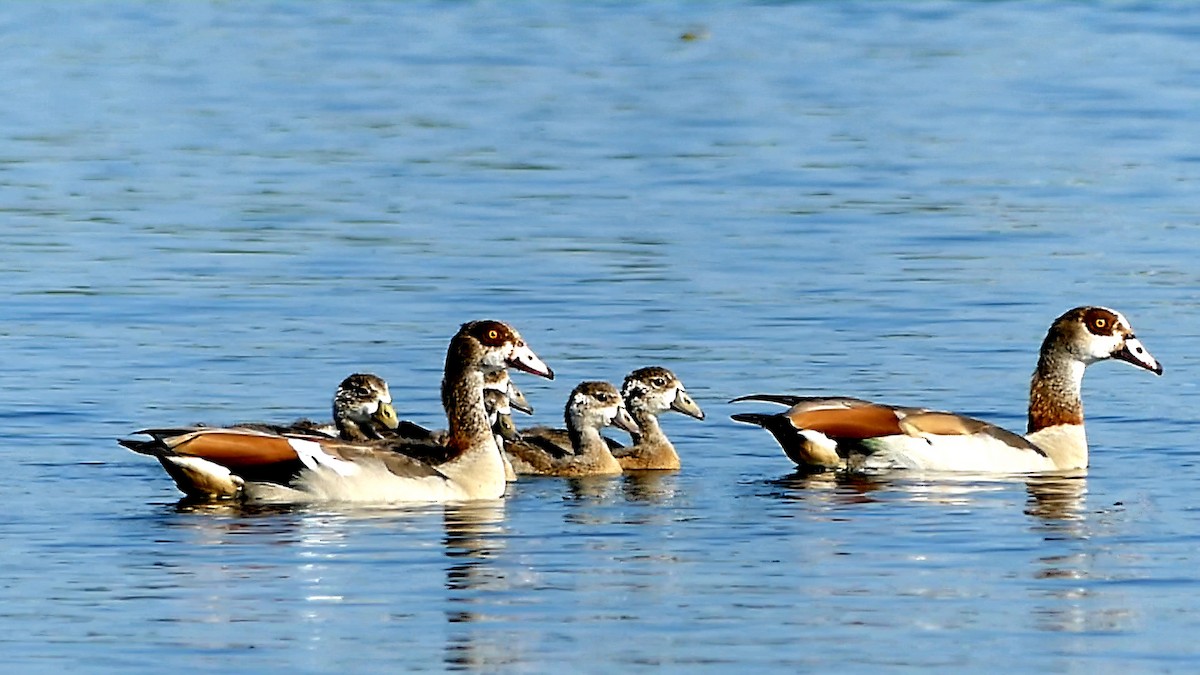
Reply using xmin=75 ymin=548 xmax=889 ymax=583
xmin=1042 ymin=306 xmax=1162 ymax=375
xmin=333 ymin=373 xmax=400 ymax=440
xmin=566 ymin=381 xmax=639 ymax=435
xmin=621 ymin=366 xmax=705 ymax=420
xmin=460 ymin=320 xmax=554 ymax=380
xmin=483 ymin=388 xmax=520 ymax=442
xmin=484 ymin=367 xmax=533 ymax=414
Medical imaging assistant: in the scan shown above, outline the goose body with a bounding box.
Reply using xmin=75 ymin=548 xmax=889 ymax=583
xmin=609 ymin=367 xmax=705 ymax=471
xmin=505 ymin=381 xmax=638 ymax=477
xmin=121 ymin=320 xmax=553 ymax=502
xmin=119 ymin=373 xmax=401 ymax=499
xmin=732 ymin=307 xmax=1161 ymax=473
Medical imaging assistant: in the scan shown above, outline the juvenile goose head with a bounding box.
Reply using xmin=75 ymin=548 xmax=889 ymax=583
xmin=484 ymin=368 xmax=533 ymax=415
xmin=622 ymin=366 xmax=705 ymax=422
xmin=484 ymin=388 xmax=520 ymax=443
xmin=333 ymin=373 xmax=400 ymax=441
xmin=566 ymin=381 xmax=639 ymax=439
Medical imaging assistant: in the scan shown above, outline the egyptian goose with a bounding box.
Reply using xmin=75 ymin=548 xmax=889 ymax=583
xmin=731 ymin=306 xmax=1161 ymax=473
xmin=121 ymin=320 xmax=553 ymax=502
xmin=505 ymin=381 xmax=638 ymax=477
xmin=119 ymin=372 xmax=401 ymax=499
xmin=608 ymin=367 xmax=705 ymax=471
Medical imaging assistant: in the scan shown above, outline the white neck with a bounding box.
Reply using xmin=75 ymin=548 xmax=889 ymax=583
xmin=438 ymin=433 xmax=506 ymax=498
xmin=1024 ymin=424 xmax=1088 ymax=470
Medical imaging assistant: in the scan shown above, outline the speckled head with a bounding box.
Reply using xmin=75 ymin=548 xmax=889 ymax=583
xmin=334 ymin=373 xmax=399 ymax=432
xmin=567 ymin=381 xmax=639 ymax=434
xmin=484 ymin=368 xmax=533 ymax=414
xmin=621 ymin=366 xmax=705 ymax=420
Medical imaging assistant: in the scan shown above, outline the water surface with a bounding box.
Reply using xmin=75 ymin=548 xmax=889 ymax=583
xmin=3 ymin=2 xmax=1200 ymax=672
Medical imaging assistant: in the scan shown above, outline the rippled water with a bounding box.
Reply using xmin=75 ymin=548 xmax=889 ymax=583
xmin=4 ymin=2 xmax=1200 ymax=672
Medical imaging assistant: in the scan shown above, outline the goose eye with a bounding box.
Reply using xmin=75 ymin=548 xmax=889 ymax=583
xmin=1094 ymin=318 xmax=1107 ymax=329
xmin=487 ymin=329 xmax=499 ymax=340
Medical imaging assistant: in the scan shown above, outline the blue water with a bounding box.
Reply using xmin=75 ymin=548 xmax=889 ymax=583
xmin=4 ymin=1 xmax=1200 ymax=672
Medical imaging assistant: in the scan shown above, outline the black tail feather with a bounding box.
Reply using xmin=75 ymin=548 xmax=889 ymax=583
xmin=729 ymin=394 xmax=807 ymax=406
xmin=729 ymin=412 xmax=777 ymax=427
xmin=118 ymin=438 xmax=166 ymax=457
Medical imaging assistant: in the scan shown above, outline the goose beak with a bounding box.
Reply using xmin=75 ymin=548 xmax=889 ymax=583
xmin=671 ymin=389 xmax=706 ymax=420
xmin=507 ymin=382 xmax=534 ymax=414
xmin=1115 ymin=336 xmax=1163 ymax=375
xmin=612 ymin=406 xmax=640 ymax=434
xmin=493 ymin=411 xmax=520 ymax=442
xmin=373 ymin=401 xmax=400 ymax=430
xmin=508 ymin=343 xmax=554 ymax=380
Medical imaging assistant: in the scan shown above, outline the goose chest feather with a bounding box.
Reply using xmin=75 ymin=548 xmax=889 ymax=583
xmin=731 ymin=306 xmax=1161 ymax=473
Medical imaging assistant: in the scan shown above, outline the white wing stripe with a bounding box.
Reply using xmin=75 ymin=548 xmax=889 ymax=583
xmin=289 ymin=438 xmax=361 ymax=477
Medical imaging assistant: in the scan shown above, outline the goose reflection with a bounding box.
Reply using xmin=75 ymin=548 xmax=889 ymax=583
xmin=764 ymin=469 xmax=891 ymax=507
xmin=441 ymin=501 xmax=526 ymax=670
xmin=1024 ymin=474 xmax=1142 ymax=635
xmin=621 ymin=471 xmax=679 ymax=504
xmin=1024 ymin=472 xmax=1087 ymax=525
xmin=160 ymin=498 xmax=523 ymax=669
xmin=442 ymin=501 xmax=508 ymax=595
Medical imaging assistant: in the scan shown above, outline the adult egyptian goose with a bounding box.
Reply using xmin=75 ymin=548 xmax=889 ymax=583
xmin=121 ymin=320 xmax=553 ymax=502
xmin=731 ymin=306 xmax=1161 ymax=473
xmin=505 ymin=381 xmax=638 ymax=477
xmin=608 ymin=367 xmax=705 ymax=471
xmin=119 ymin=372 xmax=401 ymax=499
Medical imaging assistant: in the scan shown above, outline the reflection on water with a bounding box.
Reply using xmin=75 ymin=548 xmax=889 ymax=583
xmin=443 ymin=502 xmax=508 ymax=592
xmin=1022 ymin=474 xmax=1139 ymax=636
xmin=764 ymin=469 xmax=892 ymax=507
xmin=442 ymin=501 xmax=520 ymax=670
xmin=1025 ymin=473 xmax=1088 ymax=525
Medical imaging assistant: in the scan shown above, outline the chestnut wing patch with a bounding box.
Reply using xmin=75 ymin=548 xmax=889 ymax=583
xmin=138 ymin=427 xmax=302 ymax=468
xmin=786 ymin=404 xmax=904 ymax=439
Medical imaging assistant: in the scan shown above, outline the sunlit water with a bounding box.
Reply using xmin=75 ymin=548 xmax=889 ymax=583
xmin=3 ymin=2 xmax=1200 ymax=672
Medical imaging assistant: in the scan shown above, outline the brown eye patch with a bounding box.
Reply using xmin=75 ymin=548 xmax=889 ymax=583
xmin=471 ymin=320 xmax=512 ymax=346
xmin=1083 ymin=308 xmax=1120 ymax=336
